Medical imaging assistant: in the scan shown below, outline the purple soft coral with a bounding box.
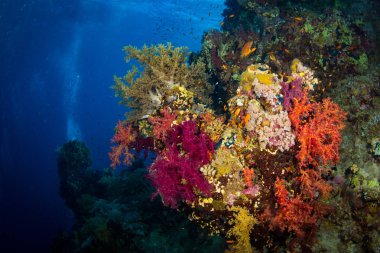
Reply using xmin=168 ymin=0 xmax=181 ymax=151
xmin=148 ymin=120 xmax=215 ymax=208
xmin=281 ymin=78 xmax=303 ymax=111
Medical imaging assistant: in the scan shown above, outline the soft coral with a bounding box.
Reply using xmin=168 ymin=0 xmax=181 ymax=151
xmin=148 ymin=120 xmax=215 ymax=208
xmin=149 ymin=151 xmax=212 ymax=208
xmin=109 ymin=121 xmax=137 ymax=168
xmin=270 ymin=178 xmax=318 ymax=239
xmin=290 ymin=93 xmax=346 ymax=168
xmin=148 ymin=107 xmax=176 ymax=141
xmin=165 ymin=120 xmax=215 ymax=166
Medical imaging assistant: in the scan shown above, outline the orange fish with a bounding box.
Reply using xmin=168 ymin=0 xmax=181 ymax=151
xmin=226 ymin=240 xmax=235 ymax=244
xmin=241 ymin=41 xmax=256 ymax=58
xmin=268 ymin=52 xmax=276 ymax=61
xmin=244 ymin=113 xmax=251 ymax=125
xmin=234 ymin=108 xmax=241 ymax=117
xmin=222 ymin=64 xmax=228 ymax=70
xmin=294 ymin=17 xmax=303 ymax=22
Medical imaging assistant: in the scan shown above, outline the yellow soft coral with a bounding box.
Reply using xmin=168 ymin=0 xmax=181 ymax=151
xmin=113 ymin=43 xmax=212 ymax=121
xmin=227 ymin=206 xmax=257 ymax=253
xmin=252 ymin=73 xmax=274 ymax=85
xmin=240 ymin=64 xmax=277 ymax=94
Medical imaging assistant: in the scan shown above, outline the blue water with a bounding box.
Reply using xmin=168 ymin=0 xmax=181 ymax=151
xmin=0 ymin=1 xmax=223 ymax=251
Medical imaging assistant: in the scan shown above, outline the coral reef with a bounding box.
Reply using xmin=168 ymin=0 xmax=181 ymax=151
xmin=109 ymin=59 xmax=348 ymax=252
xmin=57 ymin=0 xmax=380 ymax=252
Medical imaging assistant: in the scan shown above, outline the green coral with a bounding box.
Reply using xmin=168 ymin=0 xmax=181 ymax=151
xmin=113 ymin=43 xmax=212 ymax=121
xmin=371 ymin=138 xmax=380 ymax=156
xmin=303 ymin=11 xmax=353 ymax=48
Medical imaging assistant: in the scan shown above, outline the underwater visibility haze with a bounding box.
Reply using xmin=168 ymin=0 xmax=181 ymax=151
xmin=1 ymin=0 xmax=379 ymax=252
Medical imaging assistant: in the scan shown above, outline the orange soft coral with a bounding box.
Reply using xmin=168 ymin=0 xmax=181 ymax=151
xmin=109 ymin=121 xmax=137 ymax=168
xmin=298 ymin=169 xmax=332 ymax=199
xmin=148 ymin=107 xmax=176 ymax=141
xmin=270 ymin=178 xmax=318 ymax=239
xmin=243 ymin=167 xmax=254 ymax=188
xmin=288 ymin=89 xmax=314 ymax=132
xmin=290 ymin=92 xmax=346 ymax=168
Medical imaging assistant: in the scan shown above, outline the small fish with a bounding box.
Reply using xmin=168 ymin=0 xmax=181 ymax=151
xmin=224 ymin=104 xmax=227 ymax=111
xmin=244 ymin=114 xmax=251 ymax=125
xmin=234 ymin=108 xmax=241 ymax=117
xmin=347 ymin=45 xmax=357 ymax=51
xmin=241 ymin=41 xmax=256 ymax=58
xmin=222 ymin=64 xmax=228 ymax=70
xmin=267 ymin=51 xmax=276 ymax=60
xmin=226 ymin=240 xmax=235 ymax=244
xmin=229 ymin=14 xmax=235 ymax=18
xmin=220 ymin=21 xmax=224 ymax=26
xmin=294 ymin=17 xmax=303 ymax=22
xmin=284 ymin=48 xmax=290 ymax=54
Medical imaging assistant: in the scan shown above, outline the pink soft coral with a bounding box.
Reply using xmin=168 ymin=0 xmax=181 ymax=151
xmin=149 ymin=151 xmax=212 ymax=208
xmin=166 ymin=120 xmax=215 ymax=166
xmin=148 ymin=120 xmax=215 ymax=208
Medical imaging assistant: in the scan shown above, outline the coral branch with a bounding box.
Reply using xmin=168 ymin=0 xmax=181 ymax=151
xmin=109 ymin=121 xmax=137 ymax=168
xmin=113 ymin=43 xmax=212 ymax=120
xmin=148 ymin=107 xmax=176 ymax=141
xmin=290 ymin=92 xmax=346 ymax=167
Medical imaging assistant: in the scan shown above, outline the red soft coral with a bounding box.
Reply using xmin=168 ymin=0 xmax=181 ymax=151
xmin=290 ymin=93 xmax=346 ymax=168
xmin=109 ymin=121 xmax=137 ymax=168
xmin=148 ymin=107 xmax=176 ymax=141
